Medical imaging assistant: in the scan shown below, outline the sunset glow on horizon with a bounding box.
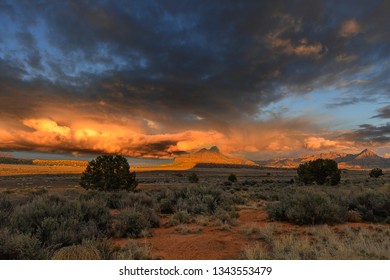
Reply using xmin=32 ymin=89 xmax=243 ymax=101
xmin=0 ymin=0 xmax=389 ymax=160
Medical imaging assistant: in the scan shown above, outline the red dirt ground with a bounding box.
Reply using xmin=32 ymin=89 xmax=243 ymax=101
xmin=113 ymin=207 xmax=389 ymax=260
xmin=114 ymin=208 xmax=297 ymax=260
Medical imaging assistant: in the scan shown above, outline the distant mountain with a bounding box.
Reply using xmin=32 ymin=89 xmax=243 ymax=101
xmin=258 ymin=149 xmax=390 ymax=169
xmin=173 ymin=146 xmax=258 ymax=168
xmin=346 ymin=149 xmax=390 ymax=168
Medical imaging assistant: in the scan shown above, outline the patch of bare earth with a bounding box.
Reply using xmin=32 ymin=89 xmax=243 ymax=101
xmin=124 ymin=208 xmax=269 ymax=260
xmin=139 ymin=218 xmax=250 ymax=260
xmin=116 ymin=207 xmax=389 ymax=260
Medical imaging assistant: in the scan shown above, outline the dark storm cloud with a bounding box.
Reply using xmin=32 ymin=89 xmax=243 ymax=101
xmin=133 ymin=140 xmax=179 ymax=157
xmin=2 ymin=0 xmax=389 ymax=116
xmin=372 ymin=105 xmax=390 ymax=119
xmin=340 ymin=123 xmax=390 ymax=144
xmin=1 ymin=0 xmax=389 ymax=155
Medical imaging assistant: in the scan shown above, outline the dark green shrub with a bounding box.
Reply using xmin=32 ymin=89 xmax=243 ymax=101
xmin=188 ymin=173 xmax=199 ymax=183
xmin=0 ymin=228 xmax=48 ymax=260
xmin=349 ymin=190 xmax=390 ymax=222
xmin=9 ymin=194 xmax=111 ymax=246
xmin=80 ymin=155 xmax=137 ymax=191
xmin=297 ymin=159 xmax=341 ymax=185
xmin=9 ymin=194 xmax=80 ymax=236
xmin=115 ymin=208 xmax=150 ymax=238
xmin=267 ymin=189 xmax=347 ymax=225
xmin=80 ymin=189 xmax=107 ymax=201
xmin=228 ymin=174 xmax=238 ymax=183
xmin=266 ymin=201 xmax=288 ymax=221
xmin=38 ymin=217 xmax=87 ymax=247
xmin=156 ymin=185 xmax=241 ymax=218
xmin=106 ymin=191 xmax=155 ymax=210
xmin=157 ymin=189 xmax=176 ymax=214
xmin=159 ymin=197 xmax=176 ymax=214
xmin=80 ymin=199 xmax=112 ymax=233
xmin=135 ymin=206 xmax=160 ymax=228
xmin=369 ymin=168 xmax=384 ymax=178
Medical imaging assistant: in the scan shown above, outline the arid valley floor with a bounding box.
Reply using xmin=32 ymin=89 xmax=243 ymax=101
xmin=1 ymin=163 xmax=389 ymax=260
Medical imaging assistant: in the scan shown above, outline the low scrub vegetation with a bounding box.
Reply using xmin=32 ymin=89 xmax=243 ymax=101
xmin=242 ymin=225 xmax=390 ymax=260
xmin=1 ymin=165 xmax=389 ymax=260
xmin=267 ymin=188 xmax=347 ymax=225
xmin=155 ymin=185 xmax=243 ymax=219
xmin=0 ymin=189 xmax=159 ymax=259
xmin=115 ymin=209 xmax=151 ymax=238
xmin=0 ymin=183 xmax=245 ymax=259
xmin=266 ymin=185 xmax=390 ymax=225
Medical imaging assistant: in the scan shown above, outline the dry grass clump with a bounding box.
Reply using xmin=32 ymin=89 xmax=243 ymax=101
xmin=114 ymin=241 xmax=152 ymax=260
xmin=167 ymin=210 xmax=192 ymax=226
xmin=241 ymin=225 xmax=390 ymax=260
xmin=52 ymin=244 xmax=101 ymax=260
xmin=175 ymin=225 xmax=203 ymax=235
xmin=194 ymin=215 xmax=210 ymax=226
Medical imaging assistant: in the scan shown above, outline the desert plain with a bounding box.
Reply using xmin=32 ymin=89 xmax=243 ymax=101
xmin=1 ymin=161 xmax=389 ymax=260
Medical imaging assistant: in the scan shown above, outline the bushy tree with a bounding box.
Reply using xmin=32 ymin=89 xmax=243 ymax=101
xmin=80 ymin=155 xmax=137 ymax=191
xmin=297 ymin=159 xmax=341 ymax=185
xmin=188 ymin=173 xmax=199 ymax=183
xmin=369 ymin=168 xmax=384 ymax=178
xmin=228 ymin=173 xmax=238 ymax=183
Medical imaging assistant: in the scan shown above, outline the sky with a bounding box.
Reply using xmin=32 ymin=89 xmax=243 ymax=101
xmin=0 ymin=0 xmax=389 ymax=160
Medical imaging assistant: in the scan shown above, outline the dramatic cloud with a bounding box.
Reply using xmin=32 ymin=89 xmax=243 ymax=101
xmin=304 ymin=137 xmax=353 ymax=150
xmin=340 ymin=123 xmax=390 ymax=144
xmin=372 ymin=105 xmax=390 ymax=119
xmin=0 ymin=0 xmax=389 ymax=159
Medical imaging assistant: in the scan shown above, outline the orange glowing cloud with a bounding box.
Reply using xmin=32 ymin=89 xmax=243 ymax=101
xmin=23 ymin=119 xmax=71 ymax=136
xmin=12 ymin=118 xmax=228 ymax=157
xmin=304 ymin=136 xmax=354 ymax=150
xmin=0 ymin=110 xmax=383 ymax=160
xmin=339 ymin=19 xmax=361 ymax=37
